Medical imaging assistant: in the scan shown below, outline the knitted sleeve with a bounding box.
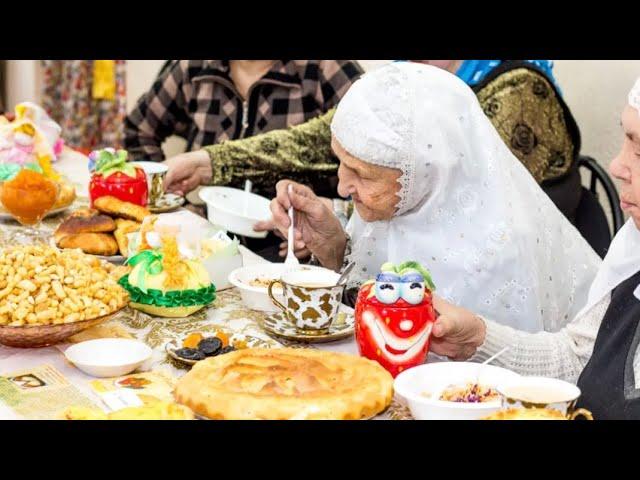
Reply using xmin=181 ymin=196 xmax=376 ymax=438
xmin=470 ymin=294 xmax=611 ymax=383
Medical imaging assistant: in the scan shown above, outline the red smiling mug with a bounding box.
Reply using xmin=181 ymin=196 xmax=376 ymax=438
xmin=354 ymin=263 xmax=436 ymax=378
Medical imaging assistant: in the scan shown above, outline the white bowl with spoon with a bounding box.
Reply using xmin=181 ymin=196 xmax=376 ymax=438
xmin=199 ymin=185 xmax=271 ymax=238
xmin=394 ymin=359 xmax=520 ymax=420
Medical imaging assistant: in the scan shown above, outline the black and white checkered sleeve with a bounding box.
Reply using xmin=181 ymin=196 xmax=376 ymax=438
xmin=123 ymin=60 xmax=193 ymax=162
xmin=316 ymin=60 xmax=364 ymax=110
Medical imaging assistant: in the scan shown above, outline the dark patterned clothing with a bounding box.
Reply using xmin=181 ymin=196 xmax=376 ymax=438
xmin=202 ymin=61 xmax=580 ymax=215
xmin=124 ymin=60 xmax=363 ymax=168
xmin=474 ymin=61 xmax=579 ymax=184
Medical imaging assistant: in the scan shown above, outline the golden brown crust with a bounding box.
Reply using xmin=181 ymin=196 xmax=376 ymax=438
xmin=54 ymin=182 xmax=76 ymax=209
xmin=94 ymin=195 xmax=150 ymax=222
xmin=481 ymin=407 xmax=566 ymax=420
xmin=174 ymin=348 xmax=394 ymax=420
xmin=113 ymin=219 xmax=141 ymax=256
xmin=57 ymin=233 xmax=119 ymax=256
xmin=56 ymin=212 xmax=116 ymax=236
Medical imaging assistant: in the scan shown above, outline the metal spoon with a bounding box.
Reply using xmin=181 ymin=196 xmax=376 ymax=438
xmin=336 ymin=262 xmax=355 ymax=286
xmin=284 ymin=184 xmax=300 ymax=267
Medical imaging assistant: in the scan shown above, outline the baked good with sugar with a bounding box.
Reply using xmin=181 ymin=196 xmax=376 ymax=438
xmin=94 ymin=195 xmax=150 ymax=222
xmin=174 ymin=348 xmax=394 ymax=420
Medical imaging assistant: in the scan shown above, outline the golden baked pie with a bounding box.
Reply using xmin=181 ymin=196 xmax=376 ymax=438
xmin=61 ymin=401 xmax=194 ymax=420
xmin=482 ymin=407 xmax=567 ymax=420
xmin=174 ymin=348 xmax=394 ymax=420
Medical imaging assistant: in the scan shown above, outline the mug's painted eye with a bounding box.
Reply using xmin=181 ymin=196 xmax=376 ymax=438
xmin=400 ymin=272 xmax=425 ymax=305
xmin=375 ymin=272 xmax=401 ymax=304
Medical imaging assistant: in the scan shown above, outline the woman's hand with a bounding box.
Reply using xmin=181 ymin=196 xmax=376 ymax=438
xmin=253 ymin=219 xmax=312 ymax=260
xmin=430 ymin=296 xmax=487 ymax=361
xmin=163 ymin=150 xmax=212 ymax=196
xmin=270 ymin=180 xmax=347 ymax=271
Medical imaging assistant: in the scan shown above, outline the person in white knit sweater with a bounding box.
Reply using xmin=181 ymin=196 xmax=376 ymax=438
xmin=431 ymin=77 xmax=640 ymax=420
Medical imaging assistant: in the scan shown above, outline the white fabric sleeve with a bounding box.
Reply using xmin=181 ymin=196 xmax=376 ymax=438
xmin=470 ymin=294 xmax=611 ymax=383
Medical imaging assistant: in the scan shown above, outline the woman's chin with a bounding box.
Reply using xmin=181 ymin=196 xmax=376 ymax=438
xmin=355 ymin=204 xmax=392 ymax=223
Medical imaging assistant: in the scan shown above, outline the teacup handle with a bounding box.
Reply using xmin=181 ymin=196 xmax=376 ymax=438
xmin=569 ymin=408 xmax=593 ymax=420
xmin=267 ymin=280 xmax=287 ymax=313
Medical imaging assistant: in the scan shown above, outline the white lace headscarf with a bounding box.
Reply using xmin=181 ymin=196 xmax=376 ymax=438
xmin=574 ymin=77 xmax=640 ymax=320
xmin=331 ymin=62 xmax=601 ymax=333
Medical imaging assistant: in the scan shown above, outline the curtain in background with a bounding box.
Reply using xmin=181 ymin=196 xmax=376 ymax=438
xmin=0 ymin=61 xmax=6 ymax=113
xmin=41 ymin=60 xmax=126 ymax=153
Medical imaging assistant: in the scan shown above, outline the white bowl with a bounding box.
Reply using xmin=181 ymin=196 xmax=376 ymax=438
xmin=394 ymin=362 xmax=521 ymax=420
xmin=199 ymin=186 xmax=271 ymax=238
xmin=203 ymin=252 xmax=243 ymax=290
xmin=228 ymin=263 xmax=335 ymax=313
xmin=64 ymin=338 xmax=152 ymax=378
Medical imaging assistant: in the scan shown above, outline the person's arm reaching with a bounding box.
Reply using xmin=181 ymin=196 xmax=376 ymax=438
xmin=203 ymin=108 xmax=337 ymax=186
xmin=431 ymin=294 xmax=611 ymax=384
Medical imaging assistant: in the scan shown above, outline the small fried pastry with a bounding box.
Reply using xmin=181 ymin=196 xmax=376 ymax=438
xmin=94 ymin=195 xmax=150 ymax=222
xmin=57 ymin=233 xmax=119 ymax=257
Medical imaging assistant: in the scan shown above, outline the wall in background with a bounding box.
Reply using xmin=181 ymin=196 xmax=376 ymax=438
xmin=6 ymin=60 xmax=640 ymax=168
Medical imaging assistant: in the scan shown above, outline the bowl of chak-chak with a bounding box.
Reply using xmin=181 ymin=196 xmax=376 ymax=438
xmin=0 ymin=245 xmax=129 ymax=348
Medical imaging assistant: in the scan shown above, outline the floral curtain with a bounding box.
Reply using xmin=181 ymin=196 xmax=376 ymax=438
xmin=0 ymin=61 xmax=5 ymax=113
xmin=41 ymin=60 xmax=126 ymax=153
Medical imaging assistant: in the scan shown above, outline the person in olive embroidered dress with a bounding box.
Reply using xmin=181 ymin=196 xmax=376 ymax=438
xmin=163 ymin=60 xmax=581 ymax=242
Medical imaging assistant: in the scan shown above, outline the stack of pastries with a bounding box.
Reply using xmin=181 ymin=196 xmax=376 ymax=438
xmin=54 ymin=195 xmax=150 ymax=257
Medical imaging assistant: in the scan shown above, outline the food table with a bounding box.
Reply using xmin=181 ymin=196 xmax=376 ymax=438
xmin=0 ymin=150 xmax=411 ymax=420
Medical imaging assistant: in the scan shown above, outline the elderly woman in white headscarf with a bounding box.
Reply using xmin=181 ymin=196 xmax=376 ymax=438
xmin=412 ymin=76 xmax=640 ymax=420
xmin=269 ymin=62 xmax=601 ymax=334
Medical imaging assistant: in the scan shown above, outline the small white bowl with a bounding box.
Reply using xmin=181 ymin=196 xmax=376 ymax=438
xmin=64 ymin=338 xmax=152 ymax=378
xmin=228 ymin=263 xmax=335 ymax=313
xmin=394 ymin=361 xmax=521 ymax=420
xmin=199 ymin=186 xmax=271 ymax=238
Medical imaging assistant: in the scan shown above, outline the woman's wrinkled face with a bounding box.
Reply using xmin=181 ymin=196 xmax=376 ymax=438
xmin=610 ymin=105 xmax=640 ymax=229
xmin=332 ymin=137 xmax=402 ymax=222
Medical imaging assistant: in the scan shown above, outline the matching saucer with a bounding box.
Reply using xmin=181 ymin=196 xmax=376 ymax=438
xmin=260 ymin=306 xmax=355 ymax=344
xmin=148 ymin=193 xmax=185 ymax=213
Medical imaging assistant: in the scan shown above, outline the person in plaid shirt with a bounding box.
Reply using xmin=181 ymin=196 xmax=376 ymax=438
xmin=124 ymin=60 xmax=363 ymax=199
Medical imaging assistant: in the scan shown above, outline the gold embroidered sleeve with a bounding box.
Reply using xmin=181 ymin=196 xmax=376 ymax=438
xmin=202 ymin=109 xmax=337 ymax=192
xmin=475 ymin=68 xmax=576 ymax=183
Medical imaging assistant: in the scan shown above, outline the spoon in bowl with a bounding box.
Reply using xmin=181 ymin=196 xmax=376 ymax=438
xmin=284 ymin=184 xmax=300 ymax=267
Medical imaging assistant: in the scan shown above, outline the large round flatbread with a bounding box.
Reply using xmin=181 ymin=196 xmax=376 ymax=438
xmin=174 ymin=348 xmax=394 ymax=420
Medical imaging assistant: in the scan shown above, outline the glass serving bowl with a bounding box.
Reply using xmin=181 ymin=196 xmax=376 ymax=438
xmin=0 ymin=168 xmax=59 ymax=244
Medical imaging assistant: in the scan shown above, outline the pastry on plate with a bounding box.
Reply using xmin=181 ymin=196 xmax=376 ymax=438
xmin=57 ymin=232 xmax=119 ymax=257
xmin=481 ymin=408 xmax=568 ymax=420
xmin=94 ymin=195 xmax=150 ymax=222
xmin=113 ymin=218 xmax=141 ymax=256
xmin=61 ymin=401 xmax=194 ymax=420
xmin=53 ymin=181 xmax=76 ymax=209
xmin=55 ymin=210 xmax=116 ymax=237
xmin=174 ymin=348 xmax=394 ymax=420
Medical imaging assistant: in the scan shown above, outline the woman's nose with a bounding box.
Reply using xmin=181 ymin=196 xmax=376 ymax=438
xmin=337 ymin=167 xmax=355 ymax=198
xmin=609 ymin=151 xmax=629 ymax=182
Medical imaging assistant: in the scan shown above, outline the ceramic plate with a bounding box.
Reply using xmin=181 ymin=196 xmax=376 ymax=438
xmin=148 ymin=193 xmax=185 ymax=213
xmin=165 ymin=330 xmax=280 ymax=367
xmin=260 ymin=305 xmax=355 ymax=343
